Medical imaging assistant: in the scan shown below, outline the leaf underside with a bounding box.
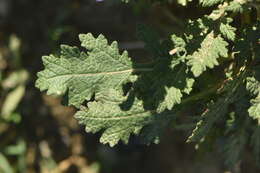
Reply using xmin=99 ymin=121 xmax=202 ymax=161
xmin=36 ymin=33 xmax=173 ymax=146
xmin=36 ymin=33 xmax=136 ymax=108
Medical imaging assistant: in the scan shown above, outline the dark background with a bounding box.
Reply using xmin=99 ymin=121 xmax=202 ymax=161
xmin=0 ymin=0 xmax=258 ymax=173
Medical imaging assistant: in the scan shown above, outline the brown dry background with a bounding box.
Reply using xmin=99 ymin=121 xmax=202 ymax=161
xmin=0 ymin=0 xmax=259 ymax=173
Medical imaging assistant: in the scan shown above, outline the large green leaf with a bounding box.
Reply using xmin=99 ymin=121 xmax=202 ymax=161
xmin=75 ymin=89 xmax=171 ymax=146
xmin=36 ymin=33 xmax=150 ymax=107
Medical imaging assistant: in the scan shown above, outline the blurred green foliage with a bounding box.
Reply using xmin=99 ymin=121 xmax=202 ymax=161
xmin=0 ymin=33 xmax=27 ymax=173
xmin=0 ymin=0 xmax=259 ymax=173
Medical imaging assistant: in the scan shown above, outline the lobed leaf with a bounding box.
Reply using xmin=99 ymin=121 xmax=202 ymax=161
xmin=75 ymin=89 xmax=171 ymax=146
xmin=187 ymin=32 xmax=228 ymax=77
xmin=200 ymin=0 xmax=224 ymax=7
xmin=36 ymin=34 xmax=146 ymax=107
xmin=220 ymin=22 xmax=236 ymax=41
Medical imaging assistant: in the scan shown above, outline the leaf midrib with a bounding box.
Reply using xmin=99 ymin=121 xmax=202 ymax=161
xmin=48 ymin=68 xmax=152 ymax=79
xmin=83 ymin=110 xmax=154 ymax=120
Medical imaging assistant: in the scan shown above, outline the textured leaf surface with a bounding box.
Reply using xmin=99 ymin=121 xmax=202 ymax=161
xmin=36 ymin=34 xmax=144 ymax=107
xmin=157 ymin=77 xmax=194 ymax=112
xmin=248 ymin=97 xmax=260 ymax=121
xmin=75 ymin=89 xmax=169 ymax=146
xmin=247 ymin=74 xmax=260 ymax=121
xmin=164 ymin=86 xmax=182 ymax=110
xmin=187 ymin=98 xmax=229 ymax=142
xmin=138 ymin=27 xmax=194 ymax=113
xmin=188 ymin=76 xmax=243 ymax=142
xmin=187 ymin=32 xmax=228 ymax=77
xmin=220 ymin=22 xmax=236 ymax=41
xmin=157 ymin=86 xmax=182 ymax=113
xmin=200 ymin=0 xmax=224 ymax=7
xmin=222 ymin=130 xmax=248 ymax=166
xmin=247 ymin=77 xmax=260 ymax=96
xmin=226 ymin=1 xmax=244 ymax=13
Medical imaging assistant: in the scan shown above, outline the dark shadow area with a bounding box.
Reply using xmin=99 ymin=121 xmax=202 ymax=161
xmin=1 ymin=0 xmax=260 ymax=173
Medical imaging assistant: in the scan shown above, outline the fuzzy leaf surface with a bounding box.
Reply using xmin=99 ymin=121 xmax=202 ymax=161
xmin=200 ymin=0 xmax=224 ymax=7
xmin=247 ymin=73 xmax=260 ymax=121
xmin=36 ymin=33 xmax=145 ymax=107
xmin=187 ymin=32 xmax=228 ymax=77
xmin=220 ymin=22 xmax=236 ymax=41
xmin=248 ymin=97 xmax=260 ymax=121
xmin=75 ymin=89 xmax=171 ymax=146
xmin=188 ymin=75 xmax=244 ymax=142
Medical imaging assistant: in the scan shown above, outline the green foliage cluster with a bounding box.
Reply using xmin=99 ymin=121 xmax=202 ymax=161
xmin=0 ymin=35 xmax=28 ymax=173
xmin=36 ymin=0 xmax=260 ymax=168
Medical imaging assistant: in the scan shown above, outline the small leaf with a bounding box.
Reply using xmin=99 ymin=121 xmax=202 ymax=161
xmin=157 ymin=86 xmax=182 ymax=112
xmin=248 ymin=97 xmax=260 ymax=120
xmin=177 ymin=0 xmax=192 ymax=6
xmin=200 ymin=0 xmax=224 ymax=7
xmin=187 ymin=32 xmax=228 ymax=77
xmin=246 ymin=74 xmax=260 ymax=121
xmin=226 ymin=1 xmax=244 ymax=13
xmin=220 ymin=23 xmax=236 ymax=41
xmin=247 ymin=77 xmax=260 ymax=95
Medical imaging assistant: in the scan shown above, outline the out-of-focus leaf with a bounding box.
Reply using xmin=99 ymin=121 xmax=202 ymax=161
xmin=0 ymin=153 xmax=13 ymax=173
xmin=0 ymin=71 xmax=2 ymax=82
xmin=8 ymin=34 xmax=22 ymax=67
xmin=4 ymin=139 xmax=26 ymax=156
xmin=9 ymin=34 xmax=21 ymax=53
xmin=7 ymin=113 xmax=21 ymax=124
xmin=2 ymin=70 xmax=28 ymax=89
xmin=89 ymin=162 xmax=100 ymax=173
xmin=177 ymin=0 xmax=192 ymax=6
xmin=1 ymin=85 xmax=25 ymax=119
xmin=40 ymin=158 xmax=57 ymax=173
